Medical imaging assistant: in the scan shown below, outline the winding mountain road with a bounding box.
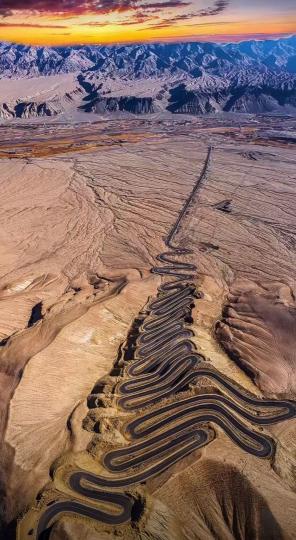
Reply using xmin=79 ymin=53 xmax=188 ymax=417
xmin=28 ymin=146 xmax=296 ymax=539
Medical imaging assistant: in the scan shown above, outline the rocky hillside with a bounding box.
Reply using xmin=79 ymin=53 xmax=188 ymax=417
xmin=1 ymin=36 xmax=296 ymax=79
xmin=0 ymin=36 xmax=296 ymax=117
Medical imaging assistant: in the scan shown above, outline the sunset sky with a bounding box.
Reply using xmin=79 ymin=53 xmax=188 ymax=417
xmin=0 ymin=0 xmax=295 ymax=46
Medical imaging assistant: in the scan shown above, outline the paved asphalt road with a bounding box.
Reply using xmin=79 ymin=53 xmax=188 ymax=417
xmin=32 ymin=146 xmax=296 ymax=539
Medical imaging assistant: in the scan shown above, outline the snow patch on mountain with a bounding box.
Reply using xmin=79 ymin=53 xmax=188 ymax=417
xmin=0 ymin=36 xmax=295 ymax=118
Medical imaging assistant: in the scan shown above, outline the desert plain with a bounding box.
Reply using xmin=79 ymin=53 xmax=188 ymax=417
xmin=0 ymin=113 xmax=295 ymax=540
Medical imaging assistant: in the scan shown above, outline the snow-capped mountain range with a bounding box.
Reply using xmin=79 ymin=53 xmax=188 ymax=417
xmin=0 ymin=35 xmax=296 ymax=118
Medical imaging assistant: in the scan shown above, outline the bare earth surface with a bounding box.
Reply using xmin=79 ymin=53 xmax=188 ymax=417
xmin=0 ymin=115 xmax=295 ymax=539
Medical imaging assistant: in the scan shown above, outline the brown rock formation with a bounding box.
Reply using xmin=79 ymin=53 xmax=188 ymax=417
xmin=216 ymin=279 xmax=296 ymax=398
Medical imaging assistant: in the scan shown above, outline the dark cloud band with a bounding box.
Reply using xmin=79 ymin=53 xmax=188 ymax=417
xmin=0 ymin=1 xmax=228 ymax=17
xmin=198 ymin=0 xmax=229 ymax=17
xmin=0 ymin=21 xmax=67 ymax=27
xmin=0 ymin=1 xmax=138 ymax=16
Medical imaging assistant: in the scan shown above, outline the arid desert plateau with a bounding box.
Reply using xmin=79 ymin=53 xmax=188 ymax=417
xmin=0 ymin=115 xmax=296 ymax=540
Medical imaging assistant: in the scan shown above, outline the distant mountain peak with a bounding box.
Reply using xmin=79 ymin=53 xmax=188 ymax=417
xmin=0 ymin=36 xmax=295 ymax=118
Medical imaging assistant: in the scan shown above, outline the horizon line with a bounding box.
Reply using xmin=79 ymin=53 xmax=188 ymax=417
xmin=1 ymin=32 xmax=295 ymax=48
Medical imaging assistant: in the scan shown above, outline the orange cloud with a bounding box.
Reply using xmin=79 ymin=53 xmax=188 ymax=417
xmin=0 ymin=0 xmax=295 ymax=46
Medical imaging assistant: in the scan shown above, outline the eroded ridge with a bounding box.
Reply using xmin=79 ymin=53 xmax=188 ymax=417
xmin=20 ymin=147 xmax=296 ymax=539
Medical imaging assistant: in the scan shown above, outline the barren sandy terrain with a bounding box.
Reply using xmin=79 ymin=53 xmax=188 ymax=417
xmin=0 ymin=116 xmax=295 ymax=539
xmin=0 ymin=74 xmax=78 ymax=103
